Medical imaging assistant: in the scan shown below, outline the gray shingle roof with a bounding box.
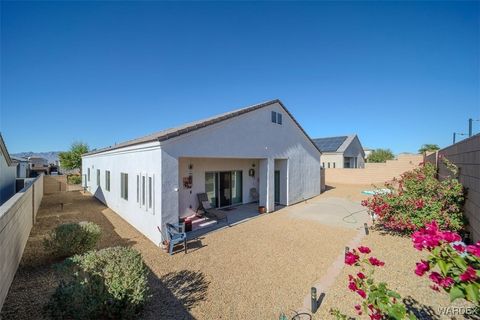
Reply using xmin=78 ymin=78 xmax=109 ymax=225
xmin=84 ymin=99 xmax=321 ymax=156
xmin=313 ymin=136 xmax=349 ymax=152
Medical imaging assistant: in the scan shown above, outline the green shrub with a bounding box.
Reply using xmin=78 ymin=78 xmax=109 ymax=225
xmin=44 ymin=247 xmax=150 ymax=320
xmin=44 ymin=222 xmax=101 ymax=257
xmin=67 ymin=174 xmax=82 ymax=185
xmin=362 ymin=162 xmax=465 ymax=233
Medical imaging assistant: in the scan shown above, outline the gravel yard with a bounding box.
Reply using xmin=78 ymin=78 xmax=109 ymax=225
xmin=3 ymin=183 xmax=468 ymax=320
xmin=1 ymin=187 xmax=359 ymax=320
xmin=315 ymin=230 xmax=478 ymax=320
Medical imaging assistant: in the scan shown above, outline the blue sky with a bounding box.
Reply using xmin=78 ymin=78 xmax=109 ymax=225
xmin=1 ymin=1 xmax=478 ymax=154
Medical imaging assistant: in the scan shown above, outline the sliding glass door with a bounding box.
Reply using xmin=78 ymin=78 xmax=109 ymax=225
xmin=232 ymin=171 xmax=242 ymax=205
xmin=205 ymin=172 xmax=218 ymax=208
xmin=205 ymin=170 xmax=243 ymax=208
xmin=219 ymin=172 xmax=231 ymax=207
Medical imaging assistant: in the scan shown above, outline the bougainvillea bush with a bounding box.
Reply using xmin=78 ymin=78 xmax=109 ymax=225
xmin=412 ymin=221 xmax=480 ymax=304
xmin=361 ymin=162 xmax=465 ymax=233
xmin=331 ymin=246 xmax=416 ymax=320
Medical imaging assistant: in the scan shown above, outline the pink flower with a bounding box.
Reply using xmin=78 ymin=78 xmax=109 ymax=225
xmin=453 ymin=244 xmax=466 ymax=252
xmin=441 ymin=231 xmax=461 ymax=243
xmin=358 ymin=246 xmax=371 ymax=254
xmin=414 ymin=260 xmax=430 ymax=276
xmin=430 ymin=284 xmax=440 ymax=291
xmin=429 ymin=272 xmax=442 ymax=284
xmin=368 ymin=257 xmax=385 ymax=267
xmin=414 ymin=199 xmax=424 ymax=209
xmin=356 ymin=289 xmax=367 ymax=299
xmin=345 ymin=252 xmax=360 ymax=265
xmin=467 ymin=245 xmax=480 ymax=258
xmin=354 ymin=304 xmax=362 ymax=315
xmin=369 ymin=310 xmax=382 ymax=320
xmin=440 ymin=277 xmax=454 ymax=288
xmin=357 ymin=272 xmax=366 ymax=280
xmin=348 ymin=281 xmax=358 ymax=292
xmin=460 ymin=266 xmax=478 ymax=282
xmin=412 ymin=222 xmax=443 ymax=251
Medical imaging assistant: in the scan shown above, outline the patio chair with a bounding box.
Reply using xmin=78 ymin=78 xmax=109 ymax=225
xmin=165 ymin=223 xmax=187 ymax=255
xmin=196 ymin=193 xmax=229 ymax=223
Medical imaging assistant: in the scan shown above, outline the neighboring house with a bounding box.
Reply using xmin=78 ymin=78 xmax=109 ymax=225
xmin=11 ymin=156 xmax=30 ymax=178
xmin=313 ymin=134 xmax=365 ymax=169
xmin=0 ymin=134 xmax=18 ymax=205
xmin=82 ymin=99 xmax=322 ymax=245
xmin=28 ymin=157 xmax=49 ymax=176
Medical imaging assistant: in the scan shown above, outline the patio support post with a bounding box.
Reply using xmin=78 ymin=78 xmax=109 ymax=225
xmin=259 ymin=158 xmax=275 ymax=213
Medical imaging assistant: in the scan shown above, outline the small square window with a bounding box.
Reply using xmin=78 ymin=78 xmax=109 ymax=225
xmin=277 ymin=113 xmax=282 ymax=125
xmin=271 ymin=111 xmax=277 ymax=123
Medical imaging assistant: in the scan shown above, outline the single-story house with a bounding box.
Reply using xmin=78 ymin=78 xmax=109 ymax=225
xmin=0 ymin=134 xmax=17 ymax=205
xmin=313 ymin=134 xmax=365 ymax=169
xmin=82 ymin=99 xmax=322 ymax=245
xmin=11 ymin=156 xmax=30 ymax=179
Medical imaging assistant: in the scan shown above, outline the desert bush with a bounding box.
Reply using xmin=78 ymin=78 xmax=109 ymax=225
xmin=67 ymin=174 xmax=82 ymax=185
xmin=362 ymin=162 xmax=465 ymax=233
xmin=44 ymin=246 xmax=150 ymax=320
xmin=44 ymin=222 xmax=101 ymax=257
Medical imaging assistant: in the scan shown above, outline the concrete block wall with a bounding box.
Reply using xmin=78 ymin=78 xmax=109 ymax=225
xmin=0 ymin=174 xmax=43 ymax=311
xmin=43 ymin=175 xmax=67 ymax=194
xmin=325 ymin=155 xmax=423 ymax=185
xmin=425 ymin=134 xmax=480 ymax=241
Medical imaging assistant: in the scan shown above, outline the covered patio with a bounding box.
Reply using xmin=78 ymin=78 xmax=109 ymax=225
xmin=186 ymin=202 xmax=261 ymax=239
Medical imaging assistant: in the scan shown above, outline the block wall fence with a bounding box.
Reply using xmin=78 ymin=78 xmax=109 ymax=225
xmin=0 ymin=174 xmax=44 ymax=310
xmin=425 ymin=134 xmax=480 ymax=242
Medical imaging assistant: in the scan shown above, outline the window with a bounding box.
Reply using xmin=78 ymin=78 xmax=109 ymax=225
xmin=142 ymin=176 xmax=146 ymax=205
xmin=87 ymin=168 xmax=90 ymax=181
xmin=271 ymin=111 xmax=277 ymax=123
xmin=105 ymin=171 xmax=110 ymax=191
xmin=277 ymin=113 xmax=282 ymax=125
xmin=322 ymin=162 xmax=325 ymax=168
xmin=96 ymin=169 xmax=100 ymax=186
xmin=333 ymin=163 xmax=336 ymax=168
xmin=327 ymin=163 xmax=330 ymax=168
xmin=120 ymin=173 xmax=128 ymax=200
xmin=148 ymin=177 xmax=153 ymax=208
xmin=136 ymin=175 xmax=140 ymax=203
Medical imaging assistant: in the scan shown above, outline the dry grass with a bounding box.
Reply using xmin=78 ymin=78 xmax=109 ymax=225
xmin=1 ymin=189 xmax=357 ymax=319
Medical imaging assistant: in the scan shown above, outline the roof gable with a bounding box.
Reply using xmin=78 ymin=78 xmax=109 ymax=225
xmin=84 ymin=99 xmax=321 ymax=156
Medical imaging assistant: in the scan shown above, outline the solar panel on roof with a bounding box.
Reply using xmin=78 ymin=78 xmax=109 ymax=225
xmin=313 ymin=136 xmax=348 ymax=152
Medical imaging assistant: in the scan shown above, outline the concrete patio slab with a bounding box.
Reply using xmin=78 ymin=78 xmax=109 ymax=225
xmin=287 ymin=197 xmax=371 ymax=230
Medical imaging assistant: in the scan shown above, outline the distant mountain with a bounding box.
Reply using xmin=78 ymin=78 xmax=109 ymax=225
xmin=12 ymin=151 xmax=62 ymax=164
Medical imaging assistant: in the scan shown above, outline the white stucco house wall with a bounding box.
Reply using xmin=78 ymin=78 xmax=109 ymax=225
xmin=11 ymin=156 xmax=30 ymax=178
xmin=82 ymin=100 xmax=322 ymax=245
xmin=313 ymin=135 xmax=365 ymax=169
xmin=0 ymin=134 xmax=18 ymax=205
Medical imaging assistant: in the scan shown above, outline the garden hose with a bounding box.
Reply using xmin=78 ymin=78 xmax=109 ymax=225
xmin=341 ymin=208 xmax=368 ymax=224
